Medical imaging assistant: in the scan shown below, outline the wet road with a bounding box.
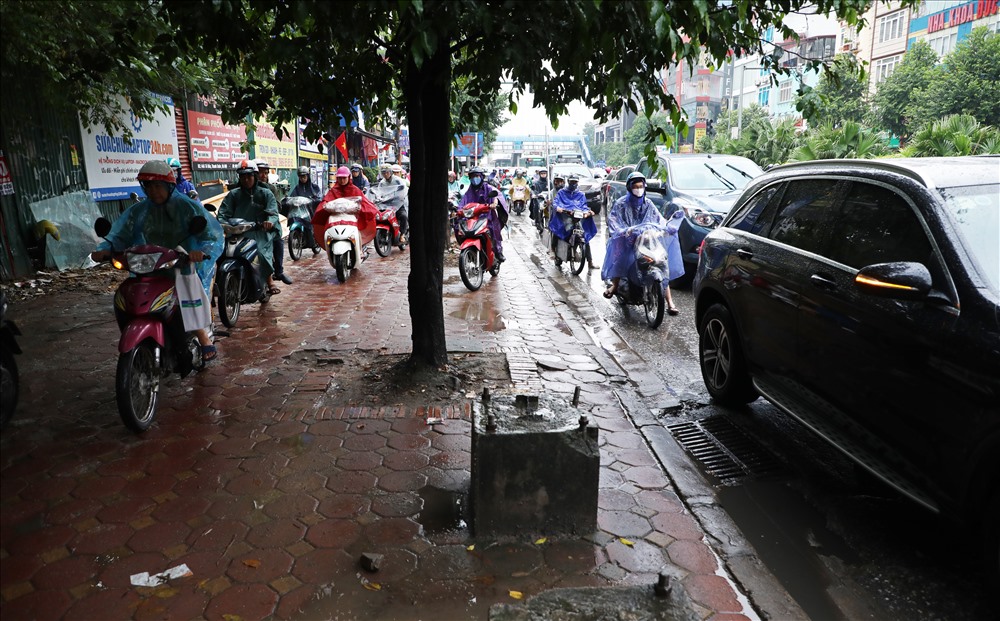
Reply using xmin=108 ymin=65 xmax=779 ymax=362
xmin=509 ymin=211 xmax=991 ymax=620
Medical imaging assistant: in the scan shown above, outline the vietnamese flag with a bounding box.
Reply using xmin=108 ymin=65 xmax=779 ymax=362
xmin=335 ymin=131 xmax=349 ymax=160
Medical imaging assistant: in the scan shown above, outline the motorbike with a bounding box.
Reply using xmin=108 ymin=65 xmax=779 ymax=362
xmin=321 ymin=196 xmax=375 ymax=283
xmin=534 ymin=191 xmax=551 ymax=237
xmin=94 ymin=216 xmax=209 ymax=432
xmin=0 ymin=288 xmax=21 ymax=428
xmin=510 ymin=184 xmax=530 ymax=216
xmin=454 ymin=190 xmax=501 ymax=291
xmin=607 ymin=217 xmax=681 ymax=329
xmin=215 ymin=218 xmax=272 ymax=328
xmin=552 ymin=206 xmax=595 ymax=275
xmin=281 ymin=196 xmax=318 ymax=261
xmin=367 ymin=185 xmax=407 ymax=257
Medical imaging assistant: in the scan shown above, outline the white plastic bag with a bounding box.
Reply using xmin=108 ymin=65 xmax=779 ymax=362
xmin=175 ymin=266 xmax=211 ymax=332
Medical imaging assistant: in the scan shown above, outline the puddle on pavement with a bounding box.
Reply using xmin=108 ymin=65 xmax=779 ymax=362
xmin=448 ymin=300 xmax=506 ymax=332
xmin=718 ymin=480 xmax=862 ymax=621
xmin=280 ymin=432 xmax=315 ymax=455
xmin=416 ymin=485 xmax=468 ymax=533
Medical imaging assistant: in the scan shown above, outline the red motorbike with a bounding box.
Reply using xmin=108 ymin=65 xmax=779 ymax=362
xmin=95 ymin=216 xmax=209 ymax=433
xmin=368 ymin=185 xmax=407 ymax=257
xmin=454 ymin=190 xmax=500 ymax=291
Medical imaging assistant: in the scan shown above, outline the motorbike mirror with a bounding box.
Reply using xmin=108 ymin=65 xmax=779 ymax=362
xmin=187 ymin=190 xmax=199 ymax=199
xmin=487 ymin=190 xmax=498 ymax=199
xmin=204 ymin=203 xmax=217 ymax=212
xmin=188 ymin=216 xmax=208 ymax=235
xmin=94 ymin=217 xmax=113 ymax=238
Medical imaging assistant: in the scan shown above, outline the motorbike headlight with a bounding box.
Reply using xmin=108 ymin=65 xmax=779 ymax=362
xmin=463 ymin=207 xmax=474 ymax=218
xmin=126 ymin=252 xmax=163 ymax=274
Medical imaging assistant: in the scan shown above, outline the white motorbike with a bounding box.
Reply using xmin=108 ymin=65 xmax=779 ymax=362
xmin=321 ymin=197 xmax=373 ymax=283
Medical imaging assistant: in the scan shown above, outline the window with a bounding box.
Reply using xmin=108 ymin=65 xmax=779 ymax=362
xmin=873 ymin=55 xmax=902 ymax=83
xmin=729 ymin=185 xmax=782 ymax=235
xmin=779 ymin=81 xmax=793 ymax=103
xmin=829 ymin=182 xmax=933 ymax=270
xmin=877 ymin=10 xmax=905 ymax=43
xmin=927 ymin=32 xmax=958 ymax=57
xmin=768 ymin=179 xmax=844 ymax=256
xmin=758 ymin=87 xmax=770 ymax=107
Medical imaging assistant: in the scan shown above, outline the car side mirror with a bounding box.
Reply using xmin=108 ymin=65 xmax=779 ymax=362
xmin=189 ymin=216 xmax=208 ymax=235
xmin=94 ymin=217 xmax=112 ymax=238
xmin=854 ymin=261 xmax=932 ymax=300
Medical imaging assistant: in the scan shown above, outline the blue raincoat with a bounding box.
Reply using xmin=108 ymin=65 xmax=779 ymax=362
xmin=548 ymin=187 xmax=597 ymax=243
xmin=459 ymin=181 xmax=509 ymax=256
xmin=96 ymin=190 xmax=223 ymax=300
xmin=601 ymin=192 xmax=684 ymax=285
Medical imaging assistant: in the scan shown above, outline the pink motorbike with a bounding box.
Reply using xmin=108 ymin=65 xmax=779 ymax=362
xmin=95 ymin=217 xmax=209 ymax=432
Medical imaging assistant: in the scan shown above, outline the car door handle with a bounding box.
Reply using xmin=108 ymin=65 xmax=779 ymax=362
xmin=810 ymin=273 xmax=837 ymax=290
xmin=736 ymin=248 xmax=753 ymax=260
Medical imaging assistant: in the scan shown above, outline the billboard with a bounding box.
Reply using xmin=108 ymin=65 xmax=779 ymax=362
xmin=79 ymin=93 xmax=179 ymax=202
xmin=186 ymin=94 xmax=246 ymax=170
xmin=253 ymin=117 xmax=296 ymax=169
xmin=452 ymin=132 xmax=483 ymax=158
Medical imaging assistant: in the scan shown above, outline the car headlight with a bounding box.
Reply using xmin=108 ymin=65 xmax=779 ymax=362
xmin=692 ymin=213 xmax=717 ymax=227
xmin=126 ymin=252 xmax=163 ymax=274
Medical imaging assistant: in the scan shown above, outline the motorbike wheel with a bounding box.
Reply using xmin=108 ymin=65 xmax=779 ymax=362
xmin=217 ymin=271 xmax=242 ymax=328
xmin=568 ymin=239 xmax=586 ymax=275
xmin=335 ymin=252 xmax=351 ymax=283
xmin=643 ymin=282 xmax=665 ymax=329
xmin=116 ymin=341 xmax=160 ymax=433
xmin=375 ymin=229 xmax=392 ymax=257
xmin=459 ymin=247 xmax=485 ymax=291
xmin=0 ymin=346 xmax=18 ymax=427
xmin=288 ymin=229 xmax=303 ymax=261
xmin=513 ymin=201 xmax=524 ymax=215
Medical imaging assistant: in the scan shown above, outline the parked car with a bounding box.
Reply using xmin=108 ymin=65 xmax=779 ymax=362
xmin=604 ymin=153 xmax=764 ymax=286
xmin=549 ymin=163 xmax=603 ymax=214
xmin=694 ymin=157 xmax=1000 ymax=578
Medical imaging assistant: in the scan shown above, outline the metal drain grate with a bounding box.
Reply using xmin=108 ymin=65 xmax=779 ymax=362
xmin=667 ymin=416 xmax=787 ymax=485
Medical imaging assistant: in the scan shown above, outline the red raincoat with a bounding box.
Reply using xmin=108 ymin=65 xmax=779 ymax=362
xmin=312 ymin=182 xmax=378 ymax=246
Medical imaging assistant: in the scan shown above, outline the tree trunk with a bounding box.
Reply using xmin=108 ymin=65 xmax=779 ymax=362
xmin=404 ymin=44 xmax=452 ymax=368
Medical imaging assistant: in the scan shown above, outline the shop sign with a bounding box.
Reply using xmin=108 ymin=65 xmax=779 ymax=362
xmin=187 ymin=94 xmax=246 ymax=170
xmin=253 ymin=117 xmax=296 ymax=169
xmin=928 ymin=0 xmax=999 ymax=33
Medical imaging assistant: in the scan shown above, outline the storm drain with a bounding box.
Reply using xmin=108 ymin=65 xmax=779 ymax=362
xmin=667 ymin=416 xmax=787 ymax=485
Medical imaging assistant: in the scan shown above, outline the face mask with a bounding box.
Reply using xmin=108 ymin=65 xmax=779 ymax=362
xmin=471 ymin=177 xmax=483 ymax=186
xmin=568 ymin=182 xmax=578 ymax=191
xmin=631 ymin=187 xmax=644 ymax=197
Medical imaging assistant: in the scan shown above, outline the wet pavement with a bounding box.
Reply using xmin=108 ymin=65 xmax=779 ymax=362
xmin=1 ymin=214 xmax=771 ymax=620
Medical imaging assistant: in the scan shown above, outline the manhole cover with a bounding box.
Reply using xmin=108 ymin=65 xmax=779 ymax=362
xmin=667 ymin=416 xmax=787 ymax=485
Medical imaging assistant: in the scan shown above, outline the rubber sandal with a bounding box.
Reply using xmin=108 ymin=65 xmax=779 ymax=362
xmin=667 ymin=306 xmax=680 ymax=316
xmin=603 ymin=285 xmax=617 ymax=299
xmin=201 ymin=345 xmax=218 ymax=363
xmin=267 ymin=286 xmax=282 ymax=295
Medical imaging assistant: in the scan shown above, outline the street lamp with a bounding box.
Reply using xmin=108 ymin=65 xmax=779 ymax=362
xmin=732 ymin=65 xmax=764 ymax=140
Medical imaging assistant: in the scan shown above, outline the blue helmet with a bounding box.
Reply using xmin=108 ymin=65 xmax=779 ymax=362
xmin=626 ymin=171 xmax=646 ymax=188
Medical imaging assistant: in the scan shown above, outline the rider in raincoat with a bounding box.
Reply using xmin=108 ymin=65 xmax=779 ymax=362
xmin=459 ymin=166 xmax=509 ymax=262
xmin=92 ymin=160 xmax=223 ymax=359
xmin=548 ymin=173 xmax=598 ymax=268
xmin=602 ymin=171 xmax=683 ymax=313
xmin=218 ymin=159 xmax=281 ymax=294
xmin=312 ymin=166 xmax=378 ymax=247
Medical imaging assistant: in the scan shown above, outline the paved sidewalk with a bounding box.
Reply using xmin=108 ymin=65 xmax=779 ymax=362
xmin=1 ymin=216 xmax=758 ymax=620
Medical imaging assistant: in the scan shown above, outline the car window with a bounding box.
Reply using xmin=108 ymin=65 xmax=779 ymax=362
xmin=728 ymin=185 xmax=782 ymax=235
xmin=937 ymin=184 xmax=999 ymax=294
xmin=636 ymin=161 xmax=651 ymax=177
xmin=617 ymin=167 xmax=633 ymax=182
xmin=768 ymin=179 xmax=843 ymax=256
xmin=828 ymin=181 xmax=934 ymax=270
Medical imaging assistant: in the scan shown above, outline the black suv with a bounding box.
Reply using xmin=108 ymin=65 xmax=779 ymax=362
xmin=694 ymin=157 xmax=1000 ymax=572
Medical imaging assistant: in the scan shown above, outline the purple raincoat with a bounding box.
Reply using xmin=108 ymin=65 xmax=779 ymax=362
xmin=459 ymin=182 xmax=509 ymax=256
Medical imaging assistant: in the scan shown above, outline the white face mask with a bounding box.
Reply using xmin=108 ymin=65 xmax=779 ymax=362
xmin=631 ymin=187 xmax=644 ymax=197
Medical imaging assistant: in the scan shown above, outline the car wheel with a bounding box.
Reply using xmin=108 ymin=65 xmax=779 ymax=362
xmin=699 ymin=303 xmax=758 ymax=406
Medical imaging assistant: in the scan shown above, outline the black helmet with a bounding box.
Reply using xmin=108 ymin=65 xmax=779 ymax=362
xmin=469 ymin=166 xmax=487 ymax=176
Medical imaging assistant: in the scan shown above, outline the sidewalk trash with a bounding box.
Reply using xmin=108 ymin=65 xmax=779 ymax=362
xmin=130 ymin=563 xmax=193 ymax=587
xmin=360 ymin=552 xmax=384 ymax=572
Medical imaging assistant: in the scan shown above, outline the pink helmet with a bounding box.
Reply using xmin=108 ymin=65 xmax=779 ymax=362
xmin=336 ymin=166 xmax=351 ymax=177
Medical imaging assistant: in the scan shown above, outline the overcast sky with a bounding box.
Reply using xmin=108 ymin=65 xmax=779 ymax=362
xmin=497 ymin=90 xmax=598 ymax=137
